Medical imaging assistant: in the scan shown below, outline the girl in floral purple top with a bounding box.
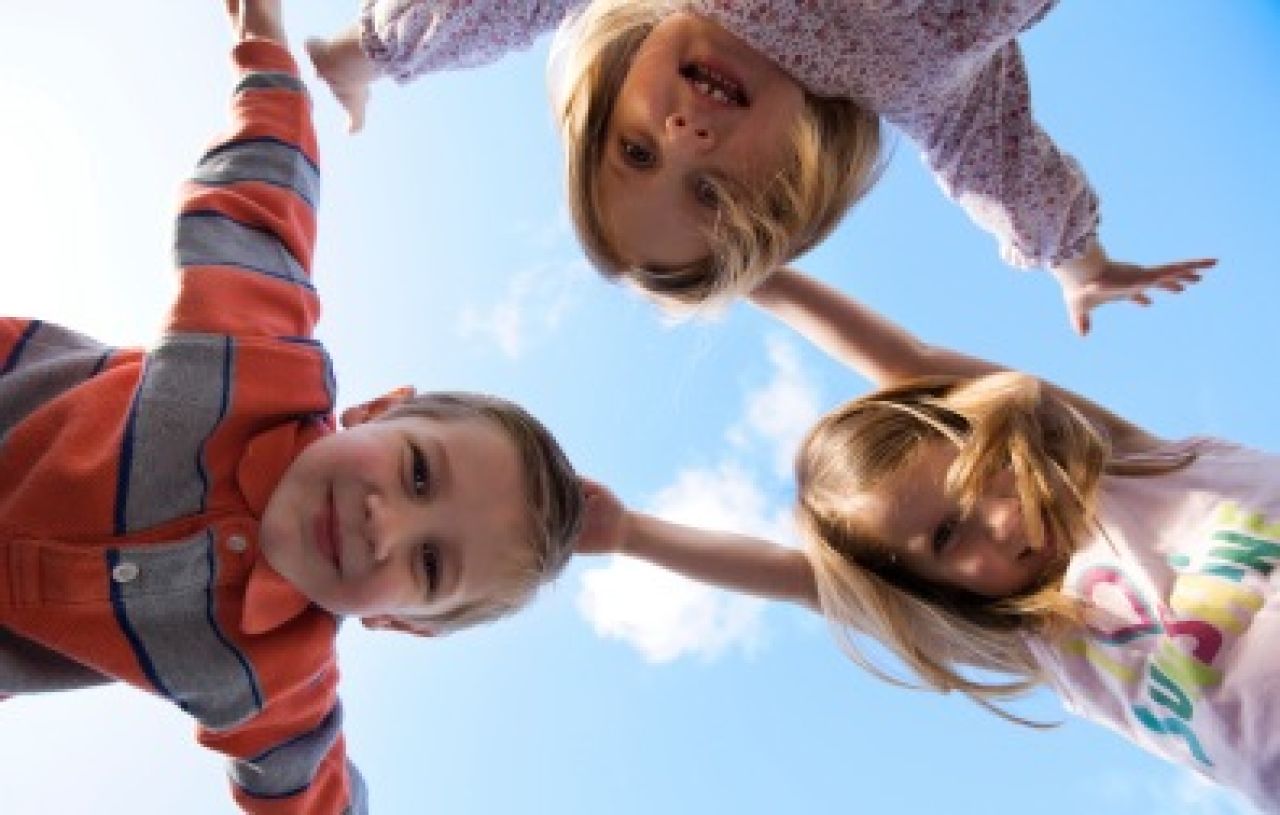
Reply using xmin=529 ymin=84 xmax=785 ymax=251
xmin=309 ymin=0 xmax=1208 ymax=333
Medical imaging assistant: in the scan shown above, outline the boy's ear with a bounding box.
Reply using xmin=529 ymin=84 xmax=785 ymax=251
xmin=361 ymin=614 xmax=438 ymax=638
xmin=340 ymin=387 xmax=416 ymax=428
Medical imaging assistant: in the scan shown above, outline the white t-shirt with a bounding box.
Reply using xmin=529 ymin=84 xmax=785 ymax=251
xmin=1029 ymin=437 xmax=1280 ymax=811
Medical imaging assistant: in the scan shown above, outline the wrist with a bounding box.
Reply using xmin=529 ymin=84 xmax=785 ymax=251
xmin=615 ymin=510 xmax=640 ymax=555
xmin=1050 ymin=238 xmax=1104 ymax=286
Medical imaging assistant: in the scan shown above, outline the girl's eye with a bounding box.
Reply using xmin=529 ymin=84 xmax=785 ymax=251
xmin=408 ymin=444 xmax=431 ymax=497
xmin=931 ymin=518 xmax=958 ymax=556
xmin=621 ymin=139 xmax=655 ymax=169
xmin=420 ymin=544 xmax=440 ymax=595
xmin=693 ymin=176 xmax=720 ymax=209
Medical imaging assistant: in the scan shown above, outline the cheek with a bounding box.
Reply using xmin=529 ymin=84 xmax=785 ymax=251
xmin=343 ymin=569 xmax=416 ymax=616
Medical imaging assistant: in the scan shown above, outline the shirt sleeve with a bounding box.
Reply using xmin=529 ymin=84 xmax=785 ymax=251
xmin=167 ymin=39 xmax=322 ymax=338
xmin=905 ymin=40 xmax=1099 ymax=269
xmin=199 ymin=664 xmax=368 ymax=815
xmin=360 ymin=0 xmax=580 ymax=81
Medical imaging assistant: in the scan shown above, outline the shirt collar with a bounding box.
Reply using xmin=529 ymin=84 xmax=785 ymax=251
xmin=236 ymin=416 xmax=335 ymax=635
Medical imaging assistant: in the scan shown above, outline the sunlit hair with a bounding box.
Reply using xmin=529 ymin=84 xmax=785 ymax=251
xmin=379 ymin=392 xmax=584 ymax=633
xmin=550 ymin=0 xmax=882 ymax=309
xmin=795 ymin=372 xmax=1192 ymax=722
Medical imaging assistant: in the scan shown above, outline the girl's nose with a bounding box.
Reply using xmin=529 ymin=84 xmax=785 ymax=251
xmin=984 ymin=499 xmax=1024 ymax=550
xmin=665 ymin=113 xmax=716 ymax=154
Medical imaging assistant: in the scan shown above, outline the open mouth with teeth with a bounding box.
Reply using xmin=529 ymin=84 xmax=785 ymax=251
xmin=679 ymin=61 xmax=749 ymax=107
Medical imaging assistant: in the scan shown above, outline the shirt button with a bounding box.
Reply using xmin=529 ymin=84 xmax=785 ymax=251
xmin=112 ymin=561 xmax=140 ymax=583
xmin=226 ymin=534 xmax=249 ymax=553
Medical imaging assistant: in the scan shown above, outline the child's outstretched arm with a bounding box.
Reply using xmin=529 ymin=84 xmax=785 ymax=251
xmin=577 ymin=482 xmax=820 ymax=612
xmin=750 ymin=267 xmax=999 ymax=389
xmin=308 ymin=0 xmax=578 ymax=132
xmin=905 ymin=38 xmax=1212 ymax=335
xmin=751 ymin=267 xmax=1162 ymax=451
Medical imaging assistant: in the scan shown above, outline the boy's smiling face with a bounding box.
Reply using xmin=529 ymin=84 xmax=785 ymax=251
xmin=260 ymin=412 xmax=531 ymax=633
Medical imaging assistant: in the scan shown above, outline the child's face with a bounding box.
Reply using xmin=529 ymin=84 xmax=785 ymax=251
xmin=599 ymin=11 xmax=805 ymax=269
xmin=260 ymin=415 xmax=530 ymax=629
xmin=854 ymin=442 xmax=1057 ymax=598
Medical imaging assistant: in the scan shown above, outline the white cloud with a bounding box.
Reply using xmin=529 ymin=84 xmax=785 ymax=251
xmin=728 ymin=334 xmax=822 ymax=478
xmin=576 ymin=338 xmax=821 ymax=665
xmin=577 ymin=463 xmax=796 ymax=664
xmin=456 ymin=258 xmax=585 ymax=360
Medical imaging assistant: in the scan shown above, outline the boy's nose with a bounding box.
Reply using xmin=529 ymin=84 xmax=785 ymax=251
xmin=664 ymin=113 xmax=716 ymax=155
xmin=363 ymin=492 xmax=399 ymax=564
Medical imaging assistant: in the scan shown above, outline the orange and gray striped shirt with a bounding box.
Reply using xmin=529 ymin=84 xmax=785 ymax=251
xmin=0 ymin=40 xmax=367 ymax=814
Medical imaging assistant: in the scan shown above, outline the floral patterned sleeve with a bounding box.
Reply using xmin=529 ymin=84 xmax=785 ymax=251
xmin=905 ymin=39 xmax=1099 ymax=269
xmin=360 ymin=0 xmax=583 ymax=82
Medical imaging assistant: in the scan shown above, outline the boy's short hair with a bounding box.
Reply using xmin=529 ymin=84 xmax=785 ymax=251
xmin=378 ymin=392 xmax=583 ymax=632
xmin=552 ymin=0 xmax=883 ymax=309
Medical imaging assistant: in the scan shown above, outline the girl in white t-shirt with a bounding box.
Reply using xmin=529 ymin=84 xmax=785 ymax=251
xmin=577 ymin=261 xmax=1280 ymax=811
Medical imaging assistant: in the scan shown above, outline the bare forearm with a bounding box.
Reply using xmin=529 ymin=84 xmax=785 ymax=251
xmin=624 ymin=512 xmax=819 ymax=612
xmin=750 ymin=268 xmax=998 ymax=386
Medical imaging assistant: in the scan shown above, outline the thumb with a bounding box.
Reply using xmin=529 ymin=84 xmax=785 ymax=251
xmin=1067 ymin=297 xmax=1090 ymax=337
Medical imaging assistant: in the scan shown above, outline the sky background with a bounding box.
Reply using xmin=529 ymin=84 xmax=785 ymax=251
xmin=1 ymin=2 xmax=1278 ymax=813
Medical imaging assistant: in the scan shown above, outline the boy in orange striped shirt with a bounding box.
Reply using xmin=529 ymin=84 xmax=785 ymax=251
xmin=0 ymin=2 xmax=583 ymax=812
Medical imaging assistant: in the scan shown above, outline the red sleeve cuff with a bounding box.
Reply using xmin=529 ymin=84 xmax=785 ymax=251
xmin=232 ymin=38 xmax=300 ymax=77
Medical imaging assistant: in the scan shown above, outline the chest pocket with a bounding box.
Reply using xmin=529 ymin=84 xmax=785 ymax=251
xmin=110 ymin=529 xmax=262 ymax=730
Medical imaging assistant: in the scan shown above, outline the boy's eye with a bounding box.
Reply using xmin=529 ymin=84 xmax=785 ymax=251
xmin=621 ymin=138 xmax=655 ymax=169
xmin=931 ymin=518 xmax=958 ymax=556
xmin=693 ymin=176 xmax=720 ymax=210
xmin=408 ymin=443 xmax=431 ymax=497
xmin=420 ymin=544 xmax=440 ymax=595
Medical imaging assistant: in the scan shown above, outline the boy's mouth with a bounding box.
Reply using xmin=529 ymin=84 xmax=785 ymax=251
xmin=314 ymin=493 xmax=342 ymax=572
xmin=680 ymin=61 xmax=749 ymax=107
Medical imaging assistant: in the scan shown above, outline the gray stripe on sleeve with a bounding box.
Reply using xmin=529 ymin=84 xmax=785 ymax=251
xmin=195 ymin=138 xmax=320 ymax=208
xmin=230 ymin=703 xmax=344 ymax=798
xmin=236 ymin=71 xmax=307 ymax=94
xmin=0 ymin=323 xmax=108 ymax=439
xmin=345 ymin=759 xmax=369 ymax=814
xmin=175 ymin=211 xmax=313 ymax=290
xmin=113 ymin=531 xmax=261 ymax=728
xmin=122 ymin=334 xmax=231 ymax=531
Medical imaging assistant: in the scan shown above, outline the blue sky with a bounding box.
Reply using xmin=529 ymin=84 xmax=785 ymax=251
xmin=1 ymin=2 xmax=1278 ymax=813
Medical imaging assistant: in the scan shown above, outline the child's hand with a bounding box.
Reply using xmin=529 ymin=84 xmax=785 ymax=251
xmin=575 ymin=479 xmax=629 ymax=555
xmin=307 ymin=30 xmax=378 ymax=133
xmin=1051 ymin=243 xmax=1215 ymax=335
xmin=226 ymin=0 xmax=286 ymax=46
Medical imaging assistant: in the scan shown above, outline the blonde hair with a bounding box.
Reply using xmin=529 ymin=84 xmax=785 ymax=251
xmin=551 ymin=0 xmax=882 ymax=309
xmin=796 ymin=373 xmax=1190 ymax=720
xmin=380 ymin=392 xmax=584 ymax=632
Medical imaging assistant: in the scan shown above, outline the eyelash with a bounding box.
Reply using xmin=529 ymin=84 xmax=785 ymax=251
xmin=932 ymin=517 xmax=958 ymax=556
xmin=693 ymin=176 xmax=719 ymax=209
xmin=621 ymin=138 xmax=655 ymax=169
xmin=408 ymin=443 xmax=431 ymax=497
xmin=420 ymin=544 xmax=440 ymax=595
